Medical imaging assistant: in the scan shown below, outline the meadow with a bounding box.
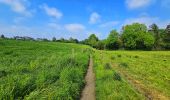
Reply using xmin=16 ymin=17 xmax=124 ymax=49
xmin=93 ymin=50 xmax=170 ymax=100
xmin=0 ymin=39 xmax=91 ymax=99
xmin=0 ymin=39 xmax=170 ymax=100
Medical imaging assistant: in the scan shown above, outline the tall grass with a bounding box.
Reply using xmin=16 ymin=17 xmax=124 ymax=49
xmin=0 ymin=39 xmax=91 ymax=99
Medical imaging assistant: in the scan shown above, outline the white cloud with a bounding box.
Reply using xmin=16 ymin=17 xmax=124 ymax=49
xmin=126 ymin=0 xmax=153 ymax=9
xmin=40 ymin=4 xmax=63 ymax=19
xmin=123 ymin=16 xmax=169 ymax=28
xmin=89 ymin=12 xmax=101 ymax=24
xmin=99 ymin=21 xmax=120 ymax=28
xmin=0 ymin=0 xmax=32 ymax=16
xmin=65 ymin=24 xmax=85 ymax=33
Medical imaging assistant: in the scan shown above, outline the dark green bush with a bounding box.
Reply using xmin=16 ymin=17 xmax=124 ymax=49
xmin=111 ymin=56 xmax=116 ymax=60
xmin=113 ymin=72 xmax=121 ymax=81
xmin=104 ymin=63 xmax=111 ymax=70
xmin=117 ymin=54 xmax=122 ymax=57
xmin=0 ymin=70 xmax=7 ymax=78
xmin=119 ymin=62 xmax=128 ymax=68
xmin=134 ymin=55 xmax=139 ymax=58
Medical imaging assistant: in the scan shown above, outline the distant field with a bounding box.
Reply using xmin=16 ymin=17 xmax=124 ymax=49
xmin=93 ymin=50 xmax=170 ymax=100
xmin=0 ymin=39 xmax=91 ymax=99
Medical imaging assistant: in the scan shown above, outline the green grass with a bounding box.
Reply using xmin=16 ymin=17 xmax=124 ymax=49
xmin=93 ymin=50 xmax=170 ymax=99
xmin=0 ymin=39 xmax=91 ymax=99
xmin=93 ymin=51 xmax=145 ymax=100
xmin=1 ymin=39 xmax=170 ymax=100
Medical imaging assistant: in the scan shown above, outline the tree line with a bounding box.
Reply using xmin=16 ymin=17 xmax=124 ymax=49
xmin=81 ymin=23 xmax=170 ymax=50
xmin=1 ymin=23 xmax=170 ymax=50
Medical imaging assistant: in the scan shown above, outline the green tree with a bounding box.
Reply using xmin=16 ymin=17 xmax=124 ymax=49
xmin=150 ymin=24 xmax=161 ymax=50
xmin=0 ymin=34 xmax=5 ymax=39
xmin=52 ymin=37 xmax=56 ymax=42
xmin=69 ymin=37 xmax=79 ymax=43
xmin=96 ymin=40 xmax=105 ymax=50
xmin=163 ymin=24 xmax=170 ymax=49
xmin=122 ymin=23 xmax=154 ymax=50
xmin=105 ymin=30 xmax=122 ymax=50
xmin=164 ymin=24 xmax=170 ymax=43
xmin=87 ymin=34 xmax=99 ymax=47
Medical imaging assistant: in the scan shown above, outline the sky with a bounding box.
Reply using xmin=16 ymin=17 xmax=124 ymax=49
xmin=0 ymin=0 xmax=170 ymax=40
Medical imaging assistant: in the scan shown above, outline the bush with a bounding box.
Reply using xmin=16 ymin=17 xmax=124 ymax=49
xmin=119 ymin=62 xmax=128 ymax=68
xmin=113 ymin=72 xmax=121 ymax=81
xmin=134 ymin=55 xmax=139 ymax=58
xmin=96 ymin=41 xmax=105 ymax=50
xmin=0 ymin=71 xmax=7 ymax=78
xmin=111 ymin=56 xmax=116 ymax=60
xmin=117 ymin=54 xmax=122 ymax=57
xmin=104 ymin=63 xmax=111 ymax=70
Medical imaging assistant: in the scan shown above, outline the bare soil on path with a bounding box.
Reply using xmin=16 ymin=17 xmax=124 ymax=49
xmin=81 ymin=56 xmax=95 ymax=100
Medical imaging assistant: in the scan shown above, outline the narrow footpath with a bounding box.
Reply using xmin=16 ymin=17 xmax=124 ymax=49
xmin=81 ymin=56 xmax=95 ymax=100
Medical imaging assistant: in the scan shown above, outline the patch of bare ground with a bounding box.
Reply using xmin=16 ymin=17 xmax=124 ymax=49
xmin=81 ymin=56 xmax=95 ymax=100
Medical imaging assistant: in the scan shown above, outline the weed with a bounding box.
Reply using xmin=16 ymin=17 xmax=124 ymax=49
xmin=117 ymin=54 xmax=122 ymax=57
xmin=134 ymin=55 xmax=139 ymax=58
xmin=104 ymin=63 xmax=111 ymax=70
xmin=111 ymin=56 xmax=116 ymax=60
xmin=113 ymin=72 xmax=121 ymax=81
xmin=119 ymin=62 xmax=128 ymax=68
xmin=0 ymin=70 xmax=7 ymax=78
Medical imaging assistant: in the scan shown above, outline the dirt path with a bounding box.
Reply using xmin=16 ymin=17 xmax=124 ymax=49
xmin=81 ymin=56 xmax=95 ymax=100
xmin=114 ymin=67 xmax=169 ymax=100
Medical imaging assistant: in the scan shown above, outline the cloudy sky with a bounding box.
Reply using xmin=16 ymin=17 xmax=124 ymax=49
xmin=0 ymin=0 xmax=170 ymax=40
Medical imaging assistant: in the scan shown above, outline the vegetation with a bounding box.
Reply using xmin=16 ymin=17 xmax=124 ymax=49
xmin=0 ymin=39 xmax=91 ymax=99
xmin=93 ymin=50 xmax=170 ymax=99
xmin=0 ymin=22 xmax=170 ymax=100
xmin=81 ymin=23 xmax=170 ymax=50
xmin=93 ymin=51 xmax=145 ymax=99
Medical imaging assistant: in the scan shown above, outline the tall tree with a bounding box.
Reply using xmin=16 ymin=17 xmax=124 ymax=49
xmin=52 ymin=37 xmax=56 ymax=42
xmin=87 ymin=34 xmax=99 ymax=47
xmin=164 ymin=24 xmax=170 ymax=42
xmin=105 ymin=30 xmax=122 ymax=50
xmin=122 ymin=23 xmax=154 ymax=50
xmin=150 ymin=24 xmax=161 ymax=50
xmin=163 ymin=24 xmax=170 ymax=49
xmin=0 ymin=34 xmax=5 ymax=39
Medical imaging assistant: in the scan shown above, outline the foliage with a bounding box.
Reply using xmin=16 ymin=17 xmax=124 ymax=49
xmin=52 ymin=37 xmax=56 ymax=42
xmin=0 ymin=34 xmax=5 ymax=39
xmin=86 ymin=34 xmax=99 ymax=48
xmin=150 ymin=24 xmax=161 ymax=50
xmin=105 ymin=30 xmax=122 ymax=50
xmin=96 ymin=41 xmax=105 ymax=50
xmin=122 ymin=23 xmax=154 ymax=50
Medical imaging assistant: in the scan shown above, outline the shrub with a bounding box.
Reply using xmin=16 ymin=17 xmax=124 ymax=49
xmin=117 ymin=54 xmax=122 ymax=57
xmin=134 ymin=55 xmax=139 ymax=58
xmin=113 ymin=72 xmax=121 ymax=81
xmin=119 ymin=62 xmax=128 ymax=68
xmin=111 ymin=56 xmax=116 ymax=60
xmin=0 ymin=71 xmax=7 ymax=78
xmin=104 ymin=63 xmax=111 ymax=70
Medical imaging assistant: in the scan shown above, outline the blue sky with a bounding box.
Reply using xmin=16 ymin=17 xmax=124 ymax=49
xmin=0 ymin=0 xmax=170 ymax=40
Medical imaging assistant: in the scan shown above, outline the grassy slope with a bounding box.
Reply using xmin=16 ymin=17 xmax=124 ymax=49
xmin=93 ymin=50 xmax=170 ymax=99
xmin=0 ymin=39 xmax=91 ymax=99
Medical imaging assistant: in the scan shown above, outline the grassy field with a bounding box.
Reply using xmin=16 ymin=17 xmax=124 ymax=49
xmin=93 ymin=50 xmax=170 ymax=99
xmin=1 ymin=39 xmax=170 ymax=100
xmin=0 ymin=39 xmax=91 ymax=99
